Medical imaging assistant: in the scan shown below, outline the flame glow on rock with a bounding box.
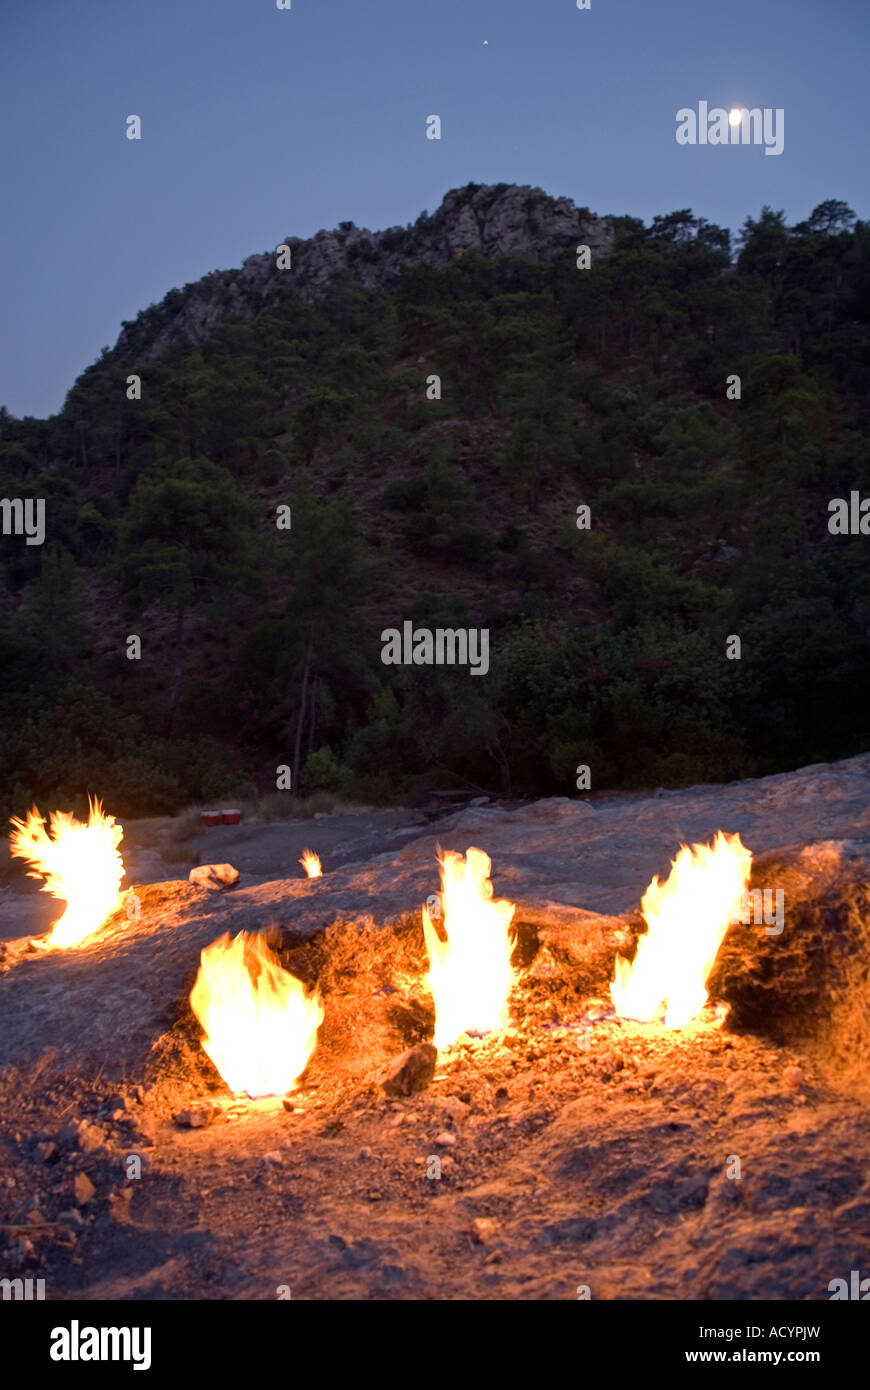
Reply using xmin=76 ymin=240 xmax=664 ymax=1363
xmin=611 ymin=831 xmax=753 ymax=1028
xmin=9 ymin=799 xmax=124 ymax=949
xmin=423 ymin=847 xmax=517 ymax=1050
xmin=189 ymin=931 xmax=323 ymax=1097
xmin=299 ymin=849 xmax=322 ymax=878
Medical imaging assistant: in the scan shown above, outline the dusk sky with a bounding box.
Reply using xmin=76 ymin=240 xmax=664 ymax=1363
xmin=2 ymin=0 xmax=868 ymax=418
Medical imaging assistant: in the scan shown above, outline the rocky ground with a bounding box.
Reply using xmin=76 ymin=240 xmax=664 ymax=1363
xmin=0 ymin=754 xmax=869 ymax=1300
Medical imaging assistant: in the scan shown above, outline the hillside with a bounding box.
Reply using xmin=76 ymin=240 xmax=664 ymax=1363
xmin=1 ymin=185 xmax=869 ymax=819
xmin=113 ymin=182 xmax=615 ymax=364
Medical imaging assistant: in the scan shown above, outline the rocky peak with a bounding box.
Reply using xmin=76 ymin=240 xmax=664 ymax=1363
xmin=115 ymin=183 xmax=613 ymax=363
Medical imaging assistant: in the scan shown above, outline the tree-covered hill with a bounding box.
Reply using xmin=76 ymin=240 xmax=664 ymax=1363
xmin=1 ymin=186 xmax=869 ymax=818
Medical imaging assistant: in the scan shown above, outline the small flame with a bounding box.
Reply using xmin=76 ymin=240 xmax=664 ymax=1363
xmin=189 ymin=931 xmax=323 ymax=1097
xmin=9 ymin=799 xmax=124 ymax=949
xmin=299 ymin=849 xmax=322 ymax=878
xmin=423 ymin=847 xmax=517 ymax=1050
xmin=611 ymin=831 xmax=752 ymax=1029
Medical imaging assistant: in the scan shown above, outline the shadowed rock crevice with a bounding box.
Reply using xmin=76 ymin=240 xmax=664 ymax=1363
xmin=710 ymin=845 xmax=870 ymax=1091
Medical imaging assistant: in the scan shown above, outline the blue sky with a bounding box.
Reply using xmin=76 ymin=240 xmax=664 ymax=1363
xmin=2 ymin=0 xmax=868 ymax=418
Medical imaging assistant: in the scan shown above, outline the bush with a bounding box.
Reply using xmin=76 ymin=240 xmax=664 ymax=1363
xmin=383 ymin=475 xmax=426 ymax=510
xmin=301 ymin=746 xmax=349 ymax=794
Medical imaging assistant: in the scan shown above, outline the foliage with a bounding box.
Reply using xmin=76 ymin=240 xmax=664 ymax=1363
xmin=1 ymin=197 xmax=869 ymax=811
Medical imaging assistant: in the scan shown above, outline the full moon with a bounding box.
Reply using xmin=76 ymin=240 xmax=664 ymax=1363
xmin=728 ymin=108 xmax=742 ymax=126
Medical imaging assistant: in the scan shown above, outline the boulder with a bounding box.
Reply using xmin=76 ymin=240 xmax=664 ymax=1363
xmin=188 ymin=864 xmax=240 ymax=890
xmin=378 ymin=1043 xmax=437 ymax=1097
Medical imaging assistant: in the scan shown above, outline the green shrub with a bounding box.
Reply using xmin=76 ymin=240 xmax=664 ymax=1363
xmin=301 ymin=746 xmax=349 ymax=794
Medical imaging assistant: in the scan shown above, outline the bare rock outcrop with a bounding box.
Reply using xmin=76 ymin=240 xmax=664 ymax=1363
xmin=0 ymin=751 xmax=868 ymax=1083
xmin=114 ymin=183 xmax=614 ymax=364
xmin=1 ymin=753 xmax=869 ymax=1304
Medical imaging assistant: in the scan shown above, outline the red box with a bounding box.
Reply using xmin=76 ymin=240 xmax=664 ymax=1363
xmin=221 ymin=809 xmax=241 ymax=825
xmin=201 ymin=811 xmax=221 ymax=827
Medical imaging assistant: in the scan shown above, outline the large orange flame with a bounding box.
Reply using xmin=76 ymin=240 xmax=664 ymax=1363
xmin=9 ymin=799 xmax=124 ymax=949
xmin=423 ymin=847 xmax=517 ymax=1050
xmin=189 ymin=931 xmax=323 ymax=1097
xmin=299 ymin=849 xmax=322 ymax=878
xmin=611 ymin=831 xmax=752 ymax=1028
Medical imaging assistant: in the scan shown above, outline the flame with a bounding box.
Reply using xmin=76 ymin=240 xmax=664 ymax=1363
xmin=299 ymin=849 xmax=322 ymax=878
xmin=423 ymin=847 xmax=517 ymax=1049
xmin=189 ymin=931 xmax=323 ymax=1097
xmin=9 ymin=799 xmax=124 ymax=949
xmin=611 ymin=831 xmax=752 ymax=1028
